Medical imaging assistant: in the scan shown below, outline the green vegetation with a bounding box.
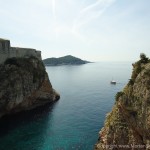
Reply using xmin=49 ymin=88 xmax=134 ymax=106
xmin=128 ymin=79 xmax=134 ymax=85
xmin=140 ymin=53 xmax=149 ymax=64
xmin=129 ymin=53 xmax=149 ymax=84
xmin=115 ymin=91 xmax=124 ymax=101
xmin=43 ymin=55 xmax=90 ymax=66
xmin=3 ymin=57 xmax=46 ymax=84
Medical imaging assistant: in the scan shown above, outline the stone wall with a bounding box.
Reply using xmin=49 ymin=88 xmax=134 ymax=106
xmin=0 ymin=38 xmax=42 ymax=64
xmin=10 ymin=47 xmax=41 ymax=60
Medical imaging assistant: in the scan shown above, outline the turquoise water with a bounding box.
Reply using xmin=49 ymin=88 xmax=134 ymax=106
xmin=0 ymin=62 xmax=132 ymax=150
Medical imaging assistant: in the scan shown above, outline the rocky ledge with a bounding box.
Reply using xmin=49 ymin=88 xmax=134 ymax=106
xmin=0 ymin=56 xmax=60 ymax=118
xmin=95 ymin=54 xmax=150 ymax=150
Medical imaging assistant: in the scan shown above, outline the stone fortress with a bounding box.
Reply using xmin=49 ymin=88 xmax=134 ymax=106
xmin=0 ymin=38 xmax=41 ymax=64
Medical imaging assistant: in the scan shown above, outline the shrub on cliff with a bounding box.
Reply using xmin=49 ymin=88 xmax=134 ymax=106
xmin=131 ymin=53 xmax=149 ymax=82
xmin=128 ymin=79 xmax=134 ymax=85
xmin=140 ymin=53 xmax=149 ymax=64
xmin=115 ymin=91 xmax=124 ymax=101
xmin=131 ymin=61 xmax=141 ymax=81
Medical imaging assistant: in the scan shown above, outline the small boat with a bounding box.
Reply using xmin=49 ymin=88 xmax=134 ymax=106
xmin=110 ymin=80 xmax=116 ymax=84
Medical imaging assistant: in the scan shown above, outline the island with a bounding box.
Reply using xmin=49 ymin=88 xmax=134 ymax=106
xmin=43 ymin=55 xmax=90 ymax=66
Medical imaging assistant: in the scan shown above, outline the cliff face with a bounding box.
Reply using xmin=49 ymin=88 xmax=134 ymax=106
xmin=95 ymin=56 xmax=150 ymax=150
xmin=0 ymin=57 xmax=60 ymax=118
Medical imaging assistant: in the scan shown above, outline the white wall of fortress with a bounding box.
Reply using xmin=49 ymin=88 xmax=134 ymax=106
xmin=0 ymin=39 xmax=41 ymax=64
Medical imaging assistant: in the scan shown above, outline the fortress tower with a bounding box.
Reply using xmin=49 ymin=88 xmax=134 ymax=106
xmin=0 ymin=38 xmax=10 ymax=64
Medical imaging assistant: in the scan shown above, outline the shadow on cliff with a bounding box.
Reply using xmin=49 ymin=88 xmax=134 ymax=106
xmin=0 ymin=102 xmax=58 ymax=137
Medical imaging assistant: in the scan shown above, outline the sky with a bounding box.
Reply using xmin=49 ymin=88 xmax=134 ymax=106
xmin=0 ymin=0 xmax=150 ymax=61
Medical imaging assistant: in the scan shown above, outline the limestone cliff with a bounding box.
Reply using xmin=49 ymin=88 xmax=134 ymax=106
xmin=0 ymin=56 xmax=60 ymax=118
xmin=95 ymin=54 xmax=150 ymax=150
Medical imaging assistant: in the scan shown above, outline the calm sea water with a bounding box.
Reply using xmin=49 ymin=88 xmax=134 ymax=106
xmin=0 ymin=62 xmax=132 ymax=150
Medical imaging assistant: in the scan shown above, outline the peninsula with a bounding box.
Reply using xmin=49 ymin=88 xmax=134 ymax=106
xmin=0 ymin=38 xmax=60 ymax=118
xmin=43 ymin=55 xmax=90 ymax=66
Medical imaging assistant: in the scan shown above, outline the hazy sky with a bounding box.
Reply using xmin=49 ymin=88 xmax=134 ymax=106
xmin=0 ymin=0 xmax=150 ymax=61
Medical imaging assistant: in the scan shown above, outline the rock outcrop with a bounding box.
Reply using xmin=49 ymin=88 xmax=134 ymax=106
xmin=0 ymin=56 xmax=60 ymax=118
xmin=95 ymin=54 xmax=150 ymax=150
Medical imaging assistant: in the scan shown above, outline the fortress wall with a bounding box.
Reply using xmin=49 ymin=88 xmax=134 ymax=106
xmin=0 ymin=39 xmax=42 ymax=64
xmin=24 ymin=48 xmax=38 ymax=58
xmin=10 ymin=47 xmax=41 ymax=60
xmin=0 ymin=54 xmax=9 ymax=64
xmin=36 ymin=51 xmax=42 ymax=60
xmin=9 ymin=48 xmax=17 ymax=58
xmin=11 ymin=47 xmax=35 ymax=58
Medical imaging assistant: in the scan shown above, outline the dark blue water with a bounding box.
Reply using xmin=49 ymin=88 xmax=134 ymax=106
xmin=0 ymin=62 xmax=132 ymax=150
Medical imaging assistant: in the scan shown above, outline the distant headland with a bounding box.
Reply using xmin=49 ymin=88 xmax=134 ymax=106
xmin=43 ymin=55 xmax=90 ymax=66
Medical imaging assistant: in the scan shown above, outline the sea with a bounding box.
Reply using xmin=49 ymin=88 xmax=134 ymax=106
xmin=0 ymin=62 xmax=132 ymax=150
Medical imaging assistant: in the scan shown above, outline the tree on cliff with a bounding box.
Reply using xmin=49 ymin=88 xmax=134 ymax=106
xmin=140 ymin=53 xmax=149 ymax=63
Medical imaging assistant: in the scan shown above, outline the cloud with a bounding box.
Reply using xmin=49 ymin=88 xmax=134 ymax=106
xmin=49 ymin=0 xmax=116 ymax=42
xmin=52 ymin=0 xmax=56 ymax=20
xmin=72 ymin=0 xmax=116 ymax=32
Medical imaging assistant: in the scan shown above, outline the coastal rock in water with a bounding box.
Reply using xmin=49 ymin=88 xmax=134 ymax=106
xmin=0 ymin=57 xmax=60 ymax=118
xmin=95 ymin=55 xmax=150 ymax=150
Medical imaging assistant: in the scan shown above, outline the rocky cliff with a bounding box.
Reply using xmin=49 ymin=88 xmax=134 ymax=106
xmin=0 ymin=56 xmax=60 ymax=118
xmin=95 ymin=54 xmax=150 ymax=150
